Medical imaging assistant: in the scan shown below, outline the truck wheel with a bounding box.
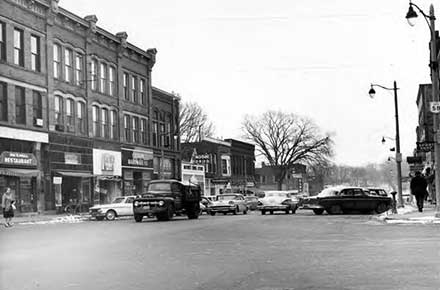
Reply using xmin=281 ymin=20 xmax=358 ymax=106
xmin=313 ymin=209 xmax=324 ymax=215
xmin=187 ymin=203 xmax=200 ymax=219
xmin=157 ymin=205 xmax=174 ymax=221
xmin=134 ymin=215 xmax=143 ymax=222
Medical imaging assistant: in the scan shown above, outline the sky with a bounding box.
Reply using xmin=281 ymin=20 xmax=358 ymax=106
xmin=62 ymin=0 xmax=435 ymax=166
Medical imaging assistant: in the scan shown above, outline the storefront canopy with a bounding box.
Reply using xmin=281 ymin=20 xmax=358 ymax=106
xmin=0 ymin=168 xmax=39 ymax=177
xmin=56 ymin=171 xmax=94 ymax=178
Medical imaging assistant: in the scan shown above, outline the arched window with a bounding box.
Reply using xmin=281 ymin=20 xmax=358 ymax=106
xmin=66 ymin=98 xmax=74 ymax=131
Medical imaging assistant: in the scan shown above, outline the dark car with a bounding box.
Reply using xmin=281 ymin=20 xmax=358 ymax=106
xmin=300 ymin=186 xmax=392 ymax=215
xmin=245 ymin=196 xmax=259 ymax=210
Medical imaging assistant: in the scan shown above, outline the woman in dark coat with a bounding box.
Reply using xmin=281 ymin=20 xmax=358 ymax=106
xmin=410 ymin=171 xmax=428 ymax=212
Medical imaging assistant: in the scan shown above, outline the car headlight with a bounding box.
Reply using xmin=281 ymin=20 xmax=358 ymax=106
xmin=228 ymin=201 xmax=235 ymax=205
xmin=158 ymin=200 xmax=165 ymax=206
xmin=133 ymin=201 xmax=139 ymax=207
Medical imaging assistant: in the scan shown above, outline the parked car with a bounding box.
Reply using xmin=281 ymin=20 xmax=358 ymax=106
xmin=208 ymin=194 xmax=248 ymax=215
xmin=300 ymin=186 xmax=392 ymax=215
xmin=89 ymin=196 xmax=137 ymax=221
xmin=245 ymin=196 xmax=259 ymax=210
xmin=200 ymin=196 xmax=213 ymax=214
xmin=258 ymin=191 xmax=299 ymax=215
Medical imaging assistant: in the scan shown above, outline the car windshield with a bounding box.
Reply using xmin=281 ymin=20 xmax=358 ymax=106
xmin=148 ymin=183 xmax=171 ymax=192
xmin=217 ymin=195 xmax=237 ymax=201
xmin=111 ymin=197 xmax=125 ymax=203
xmin=265 ymin=192 xmax=288 ymax=198
xmin=317 ymin=188 xmax=339 ymax=197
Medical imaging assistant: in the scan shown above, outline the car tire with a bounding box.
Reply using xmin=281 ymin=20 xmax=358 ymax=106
xmin=375 ymin=203 xmax=388 ymax=214
xmin=210 ymin=211 xmax=216 ymax=216
xmin=261 ymin=210 xmax=266 ymax=215
xmin=243 ymin=208 xmax=248 ymax=215
xmin=105 ymin=210 xmax=116 ymax=221
xmin=96 ymin=216 xmax=104 ymax=221
xmin=313 ymin=209 xmax=324 ymax=215
xmin=285 ymin=209 xmax=290 ymax=214
xmin=291 ymin=208 xmax=297 ymax=214
xmin=233 ymin=207 xmax=239 ymax=215
xmin=270 ymin=210 xmax=274 ymax=215
xmin=134 ymin=215 xmax=143 ymax=222
xmin=224 ymin=212 xmax=228 ymax=215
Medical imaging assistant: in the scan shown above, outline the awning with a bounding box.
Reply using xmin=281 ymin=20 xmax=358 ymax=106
xmin=96 ymin=176 xmax=121 ymax=181
xmin=0 ymin=168 xmax=39 ymax=177
xmin=56 ymin=171 xmax=93 ymax=178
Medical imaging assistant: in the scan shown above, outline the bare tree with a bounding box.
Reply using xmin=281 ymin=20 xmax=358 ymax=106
xmin=179 ymin=102 xmax=215 ymax=143
xmin=243 ymin=110 xmax=333 ymax=190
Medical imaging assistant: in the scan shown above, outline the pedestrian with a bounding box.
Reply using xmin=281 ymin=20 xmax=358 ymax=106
xmin=2 ymin=187 xmax=16 ymax=227
xmin=424 ymin=167 xmax=436 ymax=204
xmin=410 ymin=171 xmax=428 ymax=212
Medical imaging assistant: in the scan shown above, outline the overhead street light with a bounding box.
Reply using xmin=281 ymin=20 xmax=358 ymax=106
xmin=406 ymin=1 xmax=440 ymax=217
xmin=368 ymin=82 xmax=404 ymax=207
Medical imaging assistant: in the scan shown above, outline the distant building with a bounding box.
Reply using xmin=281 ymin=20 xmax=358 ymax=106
xmin=181 ymin=161 xmax=205 ymax=194
xmin=255 ymin=163 xmax=307 ymax=193
xmin=414 ymin=84 xmax=433 ymax=174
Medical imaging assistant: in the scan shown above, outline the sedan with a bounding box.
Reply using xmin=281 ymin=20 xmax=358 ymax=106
xmin=89 ymin=196 xmax=136 ymax=221
xmin=208 ymin=194 xmax=248 ymax=215
xmin=245 ymin=196 xmax=259 ymax=210
xmin=300 ymin=186 xmax=392 ymax=215
xmin=258 ymin=191 xmax=299 ymax=215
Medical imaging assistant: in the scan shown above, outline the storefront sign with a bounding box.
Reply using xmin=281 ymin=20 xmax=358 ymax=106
xmin=53 ymin=176 xmax=62 ymax=184
xmin=0 ymin=152 xmax=37 ymax=167
xmin=64 ymin=152 xmax=81 ymax=165
xmin=93 ymin=149 xmax=122 ymax=176
xmin=122 ymin=148 xmax=153 ymax=169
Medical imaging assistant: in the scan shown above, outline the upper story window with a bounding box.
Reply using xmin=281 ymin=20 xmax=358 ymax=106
xmin=53 ymin=44 xmax=61 ymax=79
xmin=101 ymin=108 xmax=109 ymax=139
xmin=124 ymin=115 xmax=131 ymax=142
xmin=15 ymin=86 xmax=25 ymax=125
xmin=92 ymin=105 xmax=99 ymax=137
xmin=0 ymin=22 xmax=5 ymax=61
xmin=152 ymin=111 xmax=158 ymax=147
xmin=141 ymin=118 xmax=147 ymax=145
xmin=32 ymin=91 xmax=42 ymax=126
xmin=131 ymin=76 xmax=138 ymax=103
xmin=64 ymin=48 xmax=73 ymax=83
xmin=99 ymin=63 xmax=107 ymax=94
xmin=140 ymin=79 xmax=146 ymax=105
xmin=123 ymin=73 xmax=129 ymax=100
xmin=31 ymin=35 xmax=40 ymax=72
xmin=221 ymin=155 xmax=231 ymax=176
xmin=66 ymin=98 xmax=74 ymax=131
xmin=110 ymin=110 xmax=117 ymax=140
xmin=14 ymin=29 xmax=24 ymax=67
xmin=77 ymin=102 xmax=85 ymax=134
xmin=75 ymin=54 xmax=83 ymax=86
xmin=132 ymin=116 xmax=139 ymax=143
xmin=0 ymin=82 xmax=7 ymax=121
xmin=91 ymin=59 xmax=98 ymax=91
xmin=54 ymin=95 xmax=63 ymax=125
xmin=109 ymin=67 xmax=116 ymax=96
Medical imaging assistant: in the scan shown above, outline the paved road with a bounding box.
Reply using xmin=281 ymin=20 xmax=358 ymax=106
xmin=1 ymin=211 xmax=439 ymax=290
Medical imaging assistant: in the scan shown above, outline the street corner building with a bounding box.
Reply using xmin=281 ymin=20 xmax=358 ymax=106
xmin=0 ymin=0 xmax=180 ymax=214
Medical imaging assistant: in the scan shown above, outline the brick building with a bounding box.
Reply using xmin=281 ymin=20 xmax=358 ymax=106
xmin=255 ymin=163 xmax=308 ymax=193
xmin=224 ymin=139 xmax=256 ymax=192
xmin=0 ymin=0 xmax=180 ymax=213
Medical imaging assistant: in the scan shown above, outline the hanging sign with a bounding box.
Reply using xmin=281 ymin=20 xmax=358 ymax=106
xmin=429 ymin=102 xmax=440 ymax=113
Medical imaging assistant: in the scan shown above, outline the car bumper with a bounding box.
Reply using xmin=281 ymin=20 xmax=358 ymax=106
xmin=258 ymin=205 xmax=290 ymax=211
xmin=208 ymin=206 xmax=236 ymax=213
xmin=300 ymin=204 xmax=324 ymax=210
xmin=89 ymin=211 xmax=105 ymax=217
xmin=133 ymin=206 xmax=167 ymax=216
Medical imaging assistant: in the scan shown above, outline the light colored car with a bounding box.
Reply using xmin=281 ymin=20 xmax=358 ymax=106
xmin=258 ymin=191 xmax=299 ymax=215
xmin=208 ymin=194 xmax=248 ymax=215
xmin=245 ymin=196 xmax=259 ymax=210
xmin=89 ymin=196 xmax=136 ymax=221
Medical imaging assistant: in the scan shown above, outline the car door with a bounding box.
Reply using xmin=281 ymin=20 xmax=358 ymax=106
xmin=353 ymin=189 xmax=370 ymax=211
xmin=339 ymin=189 xmax=355 ymax=211
xmin=122 ymin=197 xmax=134 ymax=216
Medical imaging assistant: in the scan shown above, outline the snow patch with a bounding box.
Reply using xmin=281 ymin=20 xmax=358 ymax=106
xmin=19 ymin=215 xmax=87 ymax=225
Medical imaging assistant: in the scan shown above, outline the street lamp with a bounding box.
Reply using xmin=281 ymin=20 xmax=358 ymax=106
xmin=368 ymin=82 xmax=404 ymax=207
xmin=406 ymin=2 xmax=440 ymax=217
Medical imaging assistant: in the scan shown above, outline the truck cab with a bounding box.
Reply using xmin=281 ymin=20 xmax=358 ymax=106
xmin=133 ymin=179 xmax=201 ymax=222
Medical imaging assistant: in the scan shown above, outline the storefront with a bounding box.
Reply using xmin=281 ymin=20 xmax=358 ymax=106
xmin=48 ymin=134 xmax=93 ymax=212
xmin=122 ymin=147 xmax=154 ymax=195
xmin=93 ymin=149 xmax=122 ymax=204
xmin=181 ymin=162 xmax=205 ymax=194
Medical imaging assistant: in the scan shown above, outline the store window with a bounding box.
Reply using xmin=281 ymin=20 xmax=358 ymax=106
xmin=0 ymin=82 xmax=7 ymax=121
xmin=109 ymin=67 xmax=115 ymax=96
xmin=66 ymin=98 xmax=74 ymax=132
xmin=77 ymin=102 xmax=85 ymax=134
xmin=64 ymin=48 xmax=73 ymax=83
xmin=0 ymin=22 xmax=5 ymax=61
xmin=124 ymin=115 xmax=131 ymax=142
xmin=14 ymin=28 xmax=24 ymax=66
xmin=31 ymin=35 xmax=40 ymax=72
xmin=92 ymin=105 xmax=100 ymax=137
xmin=110 ymin=110 xmax=117 ymax=140
xmin=15 ymin=86 xmax=25 ymax=124
xmin=99 ymin=63 xmax=107 ymax=94
xmin=75 ymin=54 xmax=83 ymax=86
xmin=91 ymin=59 xmax=98 ymax=91
xmin=53 ymin=44 xmax=61 ymax=79
xmin=101 ymin=108 xmax=109 ymax=139
xmin=132 ymin=116 xmax=139 ymax=143
xmin=54 ymin=95 xmax=63 ymax=125
xmin=32 ymin=91 xmax=42 ymax=126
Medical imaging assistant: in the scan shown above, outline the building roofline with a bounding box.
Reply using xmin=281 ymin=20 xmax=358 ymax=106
xmin=152 ymin=87 xmax=180 ymax=101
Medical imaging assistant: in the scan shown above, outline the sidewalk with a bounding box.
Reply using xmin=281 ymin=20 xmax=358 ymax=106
xmin=7 ymin=212 xmax=90 ymax=225
xmin=375 ymin=204 xmax=440 ymax=224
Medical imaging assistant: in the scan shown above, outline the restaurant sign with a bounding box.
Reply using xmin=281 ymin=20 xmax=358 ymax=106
xmin=0 ymin=152 xmax=37 ymax=167
xmin=122 ymin=148 xmax=153 ymax=169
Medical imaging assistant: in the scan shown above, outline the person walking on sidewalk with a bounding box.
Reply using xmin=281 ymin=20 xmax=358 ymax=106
xmin=2 ymin=187 xmax=16 ymax=227
xmin=410 ymin=171 xmax=428 ymax=212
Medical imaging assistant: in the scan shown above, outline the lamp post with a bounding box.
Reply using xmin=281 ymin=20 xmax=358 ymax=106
xmin=368 ymin=81 xmax=404 ymax=207
xmin=406 ymin=2 xmax=440 ymax=217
